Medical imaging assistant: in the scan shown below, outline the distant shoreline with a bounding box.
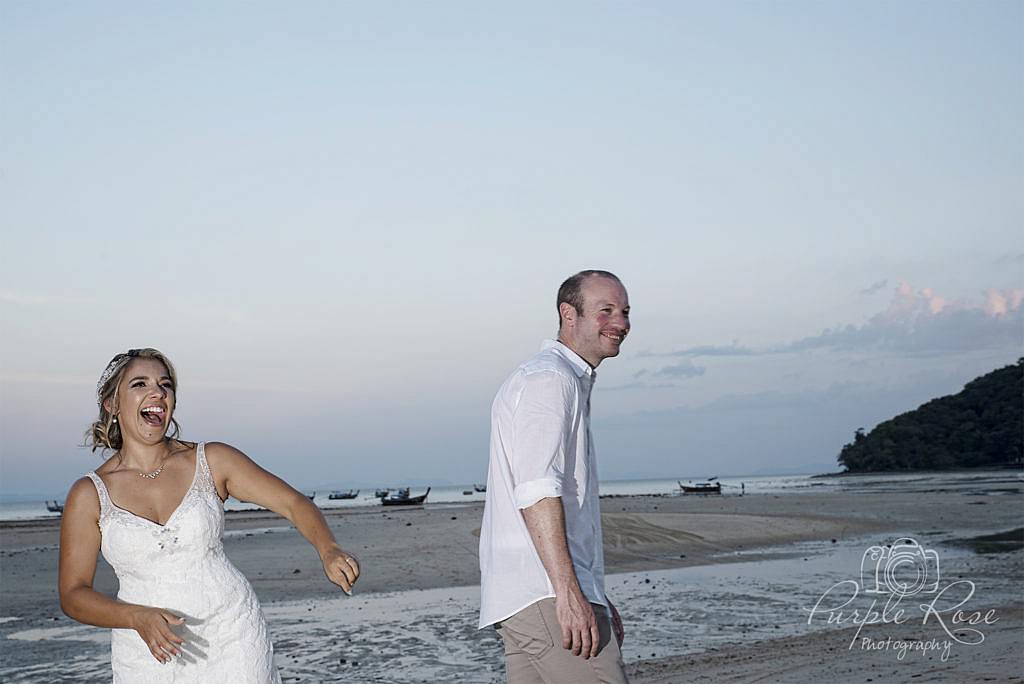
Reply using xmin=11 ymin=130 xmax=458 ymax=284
xmin=6 ymin=467 xmax=1022 ymax=522
xmin=812 ymin=463 xmax=1024 ymax=478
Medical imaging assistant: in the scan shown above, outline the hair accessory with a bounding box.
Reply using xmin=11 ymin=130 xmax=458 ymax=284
xmin=96 ymin=350 xmax=141 ymax=406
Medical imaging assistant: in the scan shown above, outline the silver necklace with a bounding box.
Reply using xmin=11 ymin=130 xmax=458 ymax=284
xmin=139 ymin=463 xmax=166 ymax=479
xmin=138 ymin=449 xmax=170 ymax=479
xmin=121 ymin=443 xmax=172 ymax=479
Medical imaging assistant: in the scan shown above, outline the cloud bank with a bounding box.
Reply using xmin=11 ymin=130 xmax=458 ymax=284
xmin=634 ymin=359 xmax=706 ymax=380
xmin=859 ymin=279 xmax=889 ymax=296
xmin=652 ymin=282 xmax=1023 ymax=359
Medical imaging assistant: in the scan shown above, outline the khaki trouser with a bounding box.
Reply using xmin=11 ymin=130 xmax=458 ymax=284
xmin=495 ymin=598 xmax=629 ymax=684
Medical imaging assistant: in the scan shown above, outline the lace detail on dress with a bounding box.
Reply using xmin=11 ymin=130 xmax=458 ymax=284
xmin=85 ymin=471 xmax=112 ymax=526
xmin=194 ymin=442 xmax=220 ymax=499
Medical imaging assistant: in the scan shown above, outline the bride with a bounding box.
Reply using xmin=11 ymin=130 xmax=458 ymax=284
xmin=58 ymin=348 xmax=360 ymax=682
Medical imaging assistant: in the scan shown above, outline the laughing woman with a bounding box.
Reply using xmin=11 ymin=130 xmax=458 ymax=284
xmin=58 ymin=348 xmax=360 ymax=683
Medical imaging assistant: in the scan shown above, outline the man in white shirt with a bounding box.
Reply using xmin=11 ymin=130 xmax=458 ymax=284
xmin=479 ymin=270 xmax=630 ymax=683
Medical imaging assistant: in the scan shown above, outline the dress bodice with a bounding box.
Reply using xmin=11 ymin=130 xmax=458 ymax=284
xmin=87 ymin=442 xmax=226 ymax=587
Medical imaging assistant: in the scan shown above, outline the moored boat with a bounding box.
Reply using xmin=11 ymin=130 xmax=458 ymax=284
xmin=328 ymin=490 xmax=359 ymax=500
xmin=678 ymin=480 xmax=722 ymax=495
xmin=380 ymin=487 xmax=431 ymax=506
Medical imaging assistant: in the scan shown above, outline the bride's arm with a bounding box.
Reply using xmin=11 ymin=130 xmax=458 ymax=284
xmin=58 ymin=478 xmax=185 ymax=663
xmin=205 ymin=442 xmax=360 ymax=594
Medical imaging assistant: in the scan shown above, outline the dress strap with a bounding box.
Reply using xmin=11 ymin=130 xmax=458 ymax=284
xmin=85 ymin=471 xmax=111 ymax=519
xmin=195 ymin=442 xmax=219 ymax=497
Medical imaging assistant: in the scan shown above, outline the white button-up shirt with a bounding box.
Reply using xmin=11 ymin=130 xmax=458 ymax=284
xmin=478 ymin=339 xmax=607 ymax=628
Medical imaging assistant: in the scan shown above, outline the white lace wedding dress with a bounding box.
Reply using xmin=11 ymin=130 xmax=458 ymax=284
xmin=87 ymin=442 xmax=281 ymax=683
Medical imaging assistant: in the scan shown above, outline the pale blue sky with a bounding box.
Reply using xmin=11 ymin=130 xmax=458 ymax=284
xmin=2 ymin=2 xmax=1021 ymax=495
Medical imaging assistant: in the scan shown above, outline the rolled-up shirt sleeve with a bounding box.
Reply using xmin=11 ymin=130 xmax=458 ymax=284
xmin=509 ymin=370 xmax=577 ymax=509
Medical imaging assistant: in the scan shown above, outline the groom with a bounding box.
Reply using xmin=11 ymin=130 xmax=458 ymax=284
xmin=479 ymin=270 xmax=630 ymax=683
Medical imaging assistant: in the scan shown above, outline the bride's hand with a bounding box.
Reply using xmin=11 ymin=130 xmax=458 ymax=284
xmin=321 ymin=545 xmax=360 ymax=595
xmin=129 ymin=607 xmax=185 ymax=663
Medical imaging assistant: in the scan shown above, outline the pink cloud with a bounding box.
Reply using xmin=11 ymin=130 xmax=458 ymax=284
xmin=879 ymin=281 xmax=1021 ymax=323
xmin=983 ymin=288 xmax=1024 ymax=316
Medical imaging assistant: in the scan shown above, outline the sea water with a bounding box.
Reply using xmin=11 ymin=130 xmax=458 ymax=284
xmin=4 ymin=469 xmax=1019 ymax=520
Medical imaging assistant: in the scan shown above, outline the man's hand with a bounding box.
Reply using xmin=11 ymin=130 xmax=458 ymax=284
xmin=609 ymin=599 xmax=625 ymax=647
xmin=555 ymin=588 xmax=600 ymax=658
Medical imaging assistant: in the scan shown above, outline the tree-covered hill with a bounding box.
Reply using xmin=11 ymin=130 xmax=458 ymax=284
xmin=838 ymin=359 xmax=1023 ymax=472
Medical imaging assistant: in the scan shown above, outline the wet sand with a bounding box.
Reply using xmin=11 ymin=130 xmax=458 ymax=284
xmin=1 ymin=477 xmax=1021 ymax=682
xmin=627 ymin=604 xmax=1024 ymax=683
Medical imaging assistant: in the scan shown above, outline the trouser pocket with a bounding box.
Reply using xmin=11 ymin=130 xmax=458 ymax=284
xmin=496 ymin=600 xmax=557 ymax=659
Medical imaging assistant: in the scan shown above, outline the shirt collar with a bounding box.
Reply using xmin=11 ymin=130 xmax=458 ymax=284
xmin=541 ymin=339 xmax=595 ymax=380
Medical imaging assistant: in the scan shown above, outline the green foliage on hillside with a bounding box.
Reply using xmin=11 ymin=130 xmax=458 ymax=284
xmin=838 ymin=359 xmax=1023 ymax=472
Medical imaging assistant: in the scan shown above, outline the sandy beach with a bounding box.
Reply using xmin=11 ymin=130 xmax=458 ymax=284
xmin=1 ymin=471 xmax=1021 ymax=682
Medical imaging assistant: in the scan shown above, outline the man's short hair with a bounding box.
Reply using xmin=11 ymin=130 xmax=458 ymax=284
xmin=556 ymin=270 xmax=622 ymax=327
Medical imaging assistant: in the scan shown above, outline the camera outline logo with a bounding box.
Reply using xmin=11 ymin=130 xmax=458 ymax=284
xmin=860 ymin=537 xmax=941 ymax=597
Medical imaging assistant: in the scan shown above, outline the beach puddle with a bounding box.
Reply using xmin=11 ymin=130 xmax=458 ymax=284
xmin=949 ymin=527 xmax=1024 ymax=554
xmin=7 ymin=623 xmax=109 ymax=644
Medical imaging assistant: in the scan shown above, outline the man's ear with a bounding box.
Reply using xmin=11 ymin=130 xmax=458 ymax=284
xmin=559 ymin=302 xmax=577 ymax=327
